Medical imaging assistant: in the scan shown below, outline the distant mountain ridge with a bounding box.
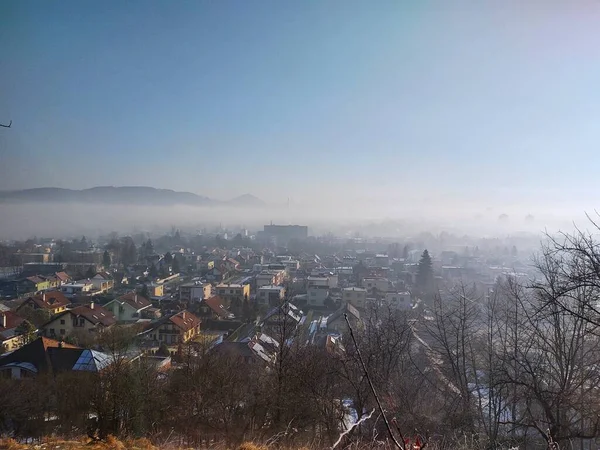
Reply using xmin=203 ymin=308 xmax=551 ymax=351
xmin=0 ymin=186 xmax=266 ymax=207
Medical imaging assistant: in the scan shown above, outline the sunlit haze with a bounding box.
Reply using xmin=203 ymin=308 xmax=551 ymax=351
xmin=2 ymin=1 xmax=600 ymax=236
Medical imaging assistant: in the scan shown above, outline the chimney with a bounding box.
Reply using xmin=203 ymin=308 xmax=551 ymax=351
xmin=90 ymin=301 xmax=94 ymax=310
xmin=182 ymin=311 xmax=186 ymax=320
xmin=42 ymin=292 xmax=46 ymax=302
xmin=1 ymin=313 xmax=6 ymax=328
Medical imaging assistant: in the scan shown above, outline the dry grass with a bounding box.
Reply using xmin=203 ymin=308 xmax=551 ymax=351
xmin=0 ymin=437 xmax=417 ymax=450
xmin=0 ymin=437 xmax=160 ymax=450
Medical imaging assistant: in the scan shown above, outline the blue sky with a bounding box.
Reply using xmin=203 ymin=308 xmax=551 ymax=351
xmin=2 ymin=1 xmax=600 ymax=213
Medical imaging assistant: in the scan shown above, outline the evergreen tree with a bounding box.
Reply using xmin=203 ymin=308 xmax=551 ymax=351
xmin=145 ymin=239 xmax=154 ymax=257
xmin=139 ymin=284 xmax=150 ymax=299
xmin=156 ymin=342 xmax=170 ymax=357
xmin=163 ymin=252 xmax=173 ymax=264
xmin=102 ymin=250 xmax=111 ymax=268
xmin=416 ymin=249 xmax=434 ymax=292
xmin=159 ymin=266 xmax=168 ymax=279
xmin=231 ymin=295 xmax=242 ymax=317
xmin=148 ymin=264 xmax=158 ymax=279
xmin=172 ymin=256 xmax=180 ymax=274
xmin=233 ymin=233 xmax=243 ymax=247
xmin=242 ymin=295 xmax=252 ymax=322
xmin=121 ymin=237 xmax=137 ymax=266
xmin=85 ymin=266 xmax=95 ymax=279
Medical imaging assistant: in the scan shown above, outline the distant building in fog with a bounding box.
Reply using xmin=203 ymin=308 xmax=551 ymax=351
xmin=258 ymin=224 xmax=308 ymax=244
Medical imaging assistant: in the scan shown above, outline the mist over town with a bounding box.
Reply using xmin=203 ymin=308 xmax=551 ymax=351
xmin=3 ymin=1 xmax=600 ymax=449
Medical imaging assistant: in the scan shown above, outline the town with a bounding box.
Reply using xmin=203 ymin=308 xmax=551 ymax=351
xmin=0 ymin=221 xmax=566 ymax=449
xmin=3 ymin=1 xmax=598 ymax=448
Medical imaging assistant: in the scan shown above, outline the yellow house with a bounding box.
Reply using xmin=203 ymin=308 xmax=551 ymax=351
xmin=150 ymin=283 xmax=164 ymax=297
xmin=148 ymin=310 xmax=201 ymax=345
xmin=0 ymin=311 xmax=27 ymax=353
xmin=25 ymin=276 xmax=51 ymax=292
xmin=17 ymin=291 xmax=71 ymax=315
xmin=215 ymin=283 xmax=250 ymax=307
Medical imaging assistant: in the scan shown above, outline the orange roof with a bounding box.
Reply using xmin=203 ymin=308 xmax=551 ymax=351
xmin=40 ymin=336 xmax=80 ymax=350
xmin=55 ymin=272 xmax=71 ymax=282
xmin=168 ymin=310 xmax=200 ymax=332
xmin=22 ymin=291 xmax=71 ymax=310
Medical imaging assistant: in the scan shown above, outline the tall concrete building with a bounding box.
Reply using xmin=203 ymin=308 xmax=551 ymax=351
xmin=260 ymin=225 xmax=308 ymax=243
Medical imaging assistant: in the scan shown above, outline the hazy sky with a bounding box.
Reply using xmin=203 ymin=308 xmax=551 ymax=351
xmin=2 ymin=1 xmax=600 ymax=213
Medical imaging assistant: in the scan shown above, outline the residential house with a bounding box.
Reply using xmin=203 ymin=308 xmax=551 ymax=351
xmin=198 ymin=296 xmax=234 ymax=320
xmin=104 ymin=292 xmax=152 ymax=322
xmin=255 ymin=270 xmax=286 ymax=288
xmin=42 ymin=303 xmax=116 ymax=340
xmin=25 ymin=275 xmax=51 ymax=293
xmin=0 ymin=337 xmax=113 ymax=379
xmin=260 ymin=302 xmax=304 ymax=337
xmin=257 ymin=285 xmax=286 ymax=307
xmin=213 ymin=332 xmax=279 ymax=366
xmin=180 ymin=281 xmax=212 ymax=303
xmin=148 ymin=310 xmax=201 ymax=345
xmin=215 ymin=283 xmax=250 ymax=307
xmin=60 ymin=281 xmax=93 ymax=298
xmin=222 ymin=258 xmax=241 ymax=272
xmin=148 ymin=283 xmax=164 ymax=298
xmin=42 ymin=274 xmax=61 ymax=290
xmin=0 ymin=311 xmax=26 ymax=353
xmin=308 ymin=273 xmax=338 ymax=288
xmin=342 ymin=287 xmax=367 ymax=309
xmin=306 ymin=276 xmax=337 ymax=308
xmin=384 ymin=291 xmax=412 ymax=310
xmin=17 ymin=291 xmax=71 ymax=315
xmin=325 ymin=303 xmax=361 ymax=335
xmin=89 ymin=272 xmax=115 ymax=293
xmin=361 ymin=277 xmax=390 ymax=293
xmin=54 ymin=271 xmax=71 ymax=285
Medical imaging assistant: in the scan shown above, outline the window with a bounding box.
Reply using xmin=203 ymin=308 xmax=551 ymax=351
xmin=79 ymin=318 xmax=85 ymax=326
xmin=60 ymin=319 xmax=65 ymax=324
xmin=49 ymin=328 xmax=55 ymax=335
xmin=60 ymin=329 xmax=65 ymax=335
xmin=230 ymin=289 xmax=234 ymax=294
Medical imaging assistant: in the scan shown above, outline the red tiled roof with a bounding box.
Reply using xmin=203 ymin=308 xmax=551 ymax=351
xmin=22 ymin=291 xmax=71 ymax=310
xmin=118 ymin=292 xmax=152 ymax=310
xmin=169 ymin=310 xmax=200 ymax=332
xmin=0 ymin=311 xmax=25 ymax=333
xmin=55 ymin=272 xmax=71 ymax=282
xmin=203 ymin=296 xmax=231 ymax=319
